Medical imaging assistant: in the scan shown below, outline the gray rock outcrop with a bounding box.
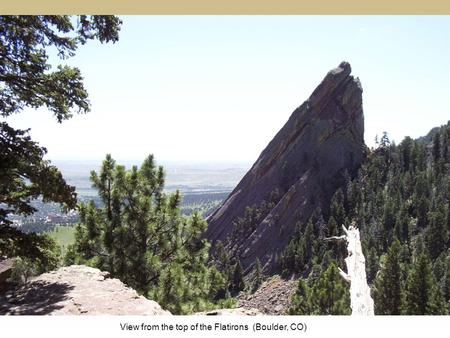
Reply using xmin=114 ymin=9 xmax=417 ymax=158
xmin=206 ymin=62 xmax=366 ymax=272
xmin=0 ymin=265 xmax=170 ymax=315
xmin=237 ymin=275 xmax=297 ymax=314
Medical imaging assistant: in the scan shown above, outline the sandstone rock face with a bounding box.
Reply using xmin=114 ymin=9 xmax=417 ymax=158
xmin=0 ymin=265 xmax=170 ymax=315
xmin=206 ymin=62 xmax=365 ymax=272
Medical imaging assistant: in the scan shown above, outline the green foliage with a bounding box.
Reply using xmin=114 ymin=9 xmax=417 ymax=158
xmin=69 ymin=154 xmax=230 ymax=314
xmin=0 ymin=123 xmax=76 ymax=262
xmin=231 ymin=259 xmax=245 ymax=293
xmin=365 ymin=246 xmax=379 ymax=284
xmin=229 ymin=192 xmax=279 ymax=253
xmin=424 ymin=206 xmax=448 ymax=261
xmin=9 ymin=236 xmax=61 ymax=284
xmin=404 ymin=253 xmax=447 ymax=315
xmin=0 ymin=15 xmax=121 ymax=120
xmin=0 ymin=15 xmax=121 ymax=267
xmin=287 ymin=279 xmax=311 ymax=314
xmin=9 ymin=257 xmax=38 ymax=284
xmin=288 ymin=262 xmax=351 ymax=315
xmin=252 ymin=258 xmax=263 ymax=292
xmin=372 ymin=240 xmax=404 ymax=314
xmin=308 ymin=263 xmax=351 ymax=315
xmin=283 ymin=123 xmax=450 ymax=314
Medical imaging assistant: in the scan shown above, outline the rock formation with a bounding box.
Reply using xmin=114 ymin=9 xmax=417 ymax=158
xmin=206 ymin=62 xmax=365 ymax=272
xmin=237 ymin=275 xmax=297 ymax=314
xmin=0 ymin=265 xmax=170 ymax=315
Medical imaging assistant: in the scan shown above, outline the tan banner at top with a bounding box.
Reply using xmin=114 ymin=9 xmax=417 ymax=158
xmin=1 ymin=0 xmax=450 ymax=15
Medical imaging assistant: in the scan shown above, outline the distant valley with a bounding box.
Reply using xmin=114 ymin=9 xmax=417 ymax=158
xmin=10 ymin=161 xmax=250 ymax=233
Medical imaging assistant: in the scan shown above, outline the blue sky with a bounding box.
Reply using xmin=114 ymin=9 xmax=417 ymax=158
xmin=6 ymin=16 xmax=450 ymax=163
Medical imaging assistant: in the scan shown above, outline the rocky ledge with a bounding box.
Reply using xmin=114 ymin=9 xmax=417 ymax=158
xmin=0 ymin=265 xmax=170 ymax=315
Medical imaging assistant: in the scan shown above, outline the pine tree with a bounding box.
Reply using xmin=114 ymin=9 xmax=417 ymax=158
xmin=309 ymin=262 xmax=351 ymax=315
xmin=231 ymin=259 xmax=245 ymax=293
xmin=415 ymin=196 xmax=430 ymax=229
xmin=404 ymin=253 xmax=447 ymax=314
xmin=433 ymin=132 xmax=441 ymax=163
xmin=303 ymin=219 xmax=316 ymax=265
xmin=425 ymin=207 xmax=448 ymax=260
xmin=440 ymin=257 xmax=450 ymax=311
xmin=252 ymin=258 xmax=263 ymax=292
xmin=365 ymin=246 xmax=379 ymax=284
xmin=372 ymin=240 xmax=404 ymax=314
xmin=327 ymin=216 xmax=338 ymax=237
xmin=0 ymin=15 xmax=121 ymax=266
xmin=381 ymin=197 xmax=396 ymax=250
xmin=213 ymin=240 xmax=232 ymax=287
xmin=208 ymin=266 xmax=227 ymax=300
xmin=394 ymin=205 xmax=410 ymax=243
xmin=330 ymin=189 xmax=346 ymax=227
xmin=71 ymin=154 xmax=228 ymax=314
xmin=288 ymin=279 xmax=311 ymax=314
xmin=399 ymin=136 xmax=413 ymax=171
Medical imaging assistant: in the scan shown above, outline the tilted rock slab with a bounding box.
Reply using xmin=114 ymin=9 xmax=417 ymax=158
xmin=206 ymin=62 xmax=365 ymax=272
xmin=0 ymin=265 xmax=170 ymax=315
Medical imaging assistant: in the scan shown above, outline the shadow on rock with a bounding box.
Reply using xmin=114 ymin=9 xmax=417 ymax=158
xmin=0 ymin=280 xmax=74 ymax=315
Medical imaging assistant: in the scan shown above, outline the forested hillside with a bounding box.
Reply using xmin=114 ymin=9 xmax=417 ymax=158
xmin=283 ymin=124 xmax=450 ymax=315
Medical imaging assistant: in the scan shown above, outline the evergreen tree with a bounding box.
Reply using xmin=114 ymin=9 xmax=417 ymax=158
xmin=288 ymin=279 xmax=311 ymax=314
xmin=433 ymin=132 xmax=441 ymax=163
xmin=329 ymin=189 xmax=346 ymax=227
xmin=365 ymin=246 xmax=379 ymax=284
xmin=0 ymin=15 xmax=121 ymax=265
xmin=208 ymin=266 xmax=228 ymax=300
xmin=425 ymin=207 xmax=448 ymax=260
xmin=252 ymin=258 xmax=263 ymax=292
xmin=381 ymin=197 xmax=396 ymax=250
xmin=399 ymin=136 xmax=413 ymax=171
xmin=303 ymin=219 xmax=316 ymax=266
xmin=404 ymin=253 xmax=447 ymax=314
xmin=309 ymin=262 xmax=351 ymax=315
xmin=212 ymin=240 xmax=233 ymax=286
xmin=394 ymin=205 xmax=410 ymax=243
xmin=231 ymin=259 xmax=245 ymax=293
xmin=440 ymin=258 xmax=450 ymax=311
xmin=372 ymin=240 xmax=404 ymax=314
xmin=327 ymin=216 xmax=338 ymax=237
xmin=71 ymin=155 xmax=228 ymax=314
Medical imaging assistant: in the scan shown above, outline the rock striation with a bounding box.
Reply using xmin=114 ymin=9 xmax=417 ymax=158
xmin=206 ymin=62 xmax=366 ymax=272
xmin=0 ymin=265 xmax=170 ymax=315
